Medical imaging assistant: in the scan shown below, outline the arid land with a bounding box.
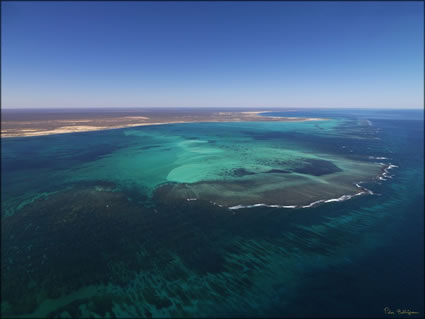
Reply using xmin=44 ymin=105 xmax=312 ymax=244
xmin=1 ymin=108 xmax=326 ymax=138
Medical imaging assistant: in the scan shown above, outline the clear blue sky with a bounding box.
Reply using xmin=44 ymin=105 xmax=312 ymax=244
xmin=2 ymin=1 xmax=423 ymax=109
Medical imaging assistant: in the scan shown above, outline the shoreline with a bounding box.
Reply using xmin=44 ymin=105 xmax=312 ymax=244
xmin=1 ymin=111 xmax=328 ymax=138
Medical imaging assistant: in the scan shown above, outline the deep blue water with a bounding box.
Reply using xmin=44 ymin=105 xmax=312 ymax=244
xmin=264 ymin=109 xmax=424 ymax=317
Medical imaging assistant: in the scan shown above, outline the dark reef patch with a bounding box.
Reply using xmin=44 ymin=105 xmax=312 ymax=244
xmin=292 ymin=159 xmax=342 ymax=176
xmin=139 ymin=145 xmax=161 ymax=150
xmin=265 ymin=169 xmax=291 ymax=174
xmin=232 ymin=168 xmax=257 ymax=177
xmin=1 ymin=182 xmax=235 ymax=315
xmin=1 ymin=184 xmax=155 ymax=314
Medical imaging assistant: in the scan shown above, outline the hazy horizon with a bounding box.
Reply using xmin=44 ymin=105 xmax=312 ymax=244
xmin=2 ymin=1 xmax=424 ymax=109
xmin=2 ymin=106 xmax=424 ymax=111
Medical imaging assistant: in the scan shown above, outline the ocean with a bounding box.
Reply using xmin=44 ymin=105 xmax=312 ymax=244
xmin=1 ymin=109 xmax=423 ymax=317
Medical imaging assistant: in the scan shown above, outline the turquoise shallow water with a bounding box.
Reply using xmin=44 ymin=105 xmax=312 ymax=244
xmin=1 ymin=109 xmax=424 ymax=317
xmin=1 ymin=116 xmax=380 ymax=212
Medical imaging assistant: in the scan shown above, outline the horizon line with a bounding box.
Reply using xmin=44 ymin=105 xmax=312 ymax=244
xmin=1 ymin=106 xmax=424 ymax=111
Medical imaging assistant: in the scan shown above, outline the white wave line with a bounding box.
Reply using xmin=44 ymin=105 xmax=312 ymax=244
xmin=227 ymin=189 xmax=369 ymax=211
xmin=368 ymin=156 xmax=389 ymax=160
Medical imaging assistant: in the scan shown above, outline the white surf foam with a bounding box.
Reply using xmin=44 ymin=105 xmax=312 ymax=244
xmin=374 ymin=162 xmax=398 ymax=184
xmin=368 ymin=156 xmax=389 ymax=160
xmin=228 ymin=203 xmax=299 ymax=210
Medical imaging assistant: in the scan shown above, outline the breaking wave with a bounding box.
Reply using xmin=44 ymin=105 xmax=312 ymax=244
xmin=368 ymin=156 xmax=389 ymax=160
xmin=227 ymin=185 xmax=369 ymax=210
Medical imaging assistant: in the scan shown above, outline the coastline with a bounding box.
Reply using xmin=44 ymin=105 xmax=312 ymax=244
xmin=1 ymin=121 xmax=187 ymax=138
xmin=1 ymin=110 xmax=328 ymax=138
